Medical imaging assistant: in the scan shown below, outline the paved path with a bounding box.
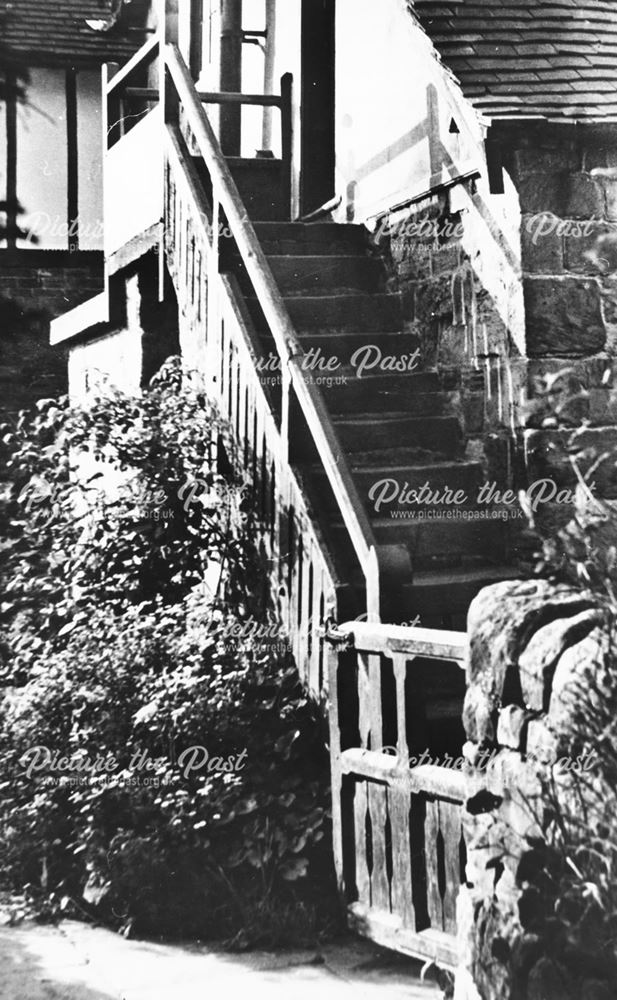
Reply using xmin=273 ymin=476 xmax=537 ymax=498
xmin=0 ymin=920 xmax=441 ymax=1000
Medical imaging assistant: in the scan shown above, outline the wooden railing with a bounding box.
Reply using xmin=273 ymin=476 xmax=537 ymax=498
xmin=162 ymin=44 xmax=381 ymax=622
xmin=328 ymin=621 xmax=469 ymax=968
xmin=105 ymin=34 xmax=160 ymax=146
xmin=163 ymin=78 xmax=344 ymax=694
xmin=122 ymin=78 xmax=293 ymax=218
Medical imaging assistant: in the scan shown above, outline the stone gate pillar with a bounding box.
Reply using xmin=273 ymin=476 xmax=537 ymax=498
xmin=454 ymin=578 xmax=608 ymax=1000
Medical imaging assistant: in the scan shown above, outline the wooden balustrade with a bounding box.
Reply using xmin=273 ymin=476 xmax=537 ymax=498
xmin=164 ymin=124 xmax=340 ymax=694
xmin=328 ymin=621 xmax=469 ymax=968
xmin=163 ymin=44 xmax=381 ymax=621
xmin=105 ymin=35 xmax=160 ymax=146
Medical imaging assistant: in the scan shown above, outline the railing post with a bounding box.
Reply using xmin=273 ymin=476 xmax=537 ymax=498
xmin=280 ymin=367 xmax=291 ymax=463
xmin=280 ymin=73 xmax=293 ymax=220
xmin=220 ymin=0 xmax=243 ymax=155
xmin=206 ymin=191 xmax=222 ymax=397
xmin=328 ymin=642 xmax=345 ymax=899
xmin=366 ymin=546 xmax=381 ymax=625
xmin=105 ymin=61 xmax=121 ymax=146
xmin=162 ymin=48 xmax=179 ymax=128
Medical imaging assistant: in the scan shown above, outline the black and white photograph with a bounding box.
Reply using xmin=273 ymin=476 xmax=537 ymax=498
xmin=1 ymin=2 xmax=617 ymax=998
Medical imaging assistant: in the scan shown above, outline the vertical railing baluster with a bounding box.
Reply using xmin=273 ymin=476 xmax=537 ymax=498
xmin=280 ymin=73 xmax=293 ymax=220
xmin=394 ymin=655 xmax=409 ymax=762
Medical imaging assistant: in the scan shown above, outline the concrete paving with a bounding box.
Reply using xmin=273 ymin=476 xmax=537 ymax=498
xmin=0 ymin=920 xmax=441 ymax=1000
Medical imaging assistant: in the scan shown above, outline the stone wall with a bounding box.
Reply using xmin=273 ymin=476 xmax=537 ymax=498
xmin=373 ymin=174 xmax=524 ymax=428
xmin=371 ymin=173 xmax=525 ymax=500
xmin=0 ymin=250 xmax=103 ymax=413
xmin=456 ymin=577 xmax=612 ymax=1000
xmin=500 ymin=124 xmax=617 ymax=433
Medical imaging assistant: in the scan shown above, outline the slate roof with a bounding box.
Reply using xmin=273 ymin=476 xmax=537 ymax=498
xmin=411 ymin=0 xmax=617 ymax=123
xmin=0 ymin=0 xmax=145 ymax=67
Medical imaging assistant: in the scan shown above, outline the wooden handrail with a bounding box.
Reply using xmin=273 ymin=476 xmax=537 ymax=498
xmin=164 ymin=43 xmax=381 ymax=617
xmin=125 ymin=87 xmax=283 ymax=108
xmin=334 ymin=621 xmax=468 ymax=663
xmin=197 ymin=90 xmax=283 ymax=108
xmin=106 ymin=34 xmax=159 ymax=95
xmin=340 ymin=750 xmax=467 ymax=801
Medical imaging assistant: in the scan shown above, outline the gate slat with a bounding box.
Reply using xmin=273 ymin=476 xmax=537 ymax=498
xmin=367 ymin=783 xmax=390 ymax=911
xmin=389 ymin=788 xmax=415 ymax=930
xmin=425 ymin=798 xmax=444 ymax=931
xmin=368 ymin=653 xmax=383 ymax=750
xmin=393 ymin=655 xmax=409 ymax=761
xmin=354 ymin=780 xmax=371 ymax=907
xmin=440 ymin=800 xmax=463 ymax=935
xmin=357 ymin=654 xmax=371 ymax=750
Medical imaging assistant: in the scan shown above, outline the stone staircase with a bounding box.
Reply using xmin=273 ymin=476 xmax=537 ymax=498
xmin=219 ymin=194 xmax=516 ymax=629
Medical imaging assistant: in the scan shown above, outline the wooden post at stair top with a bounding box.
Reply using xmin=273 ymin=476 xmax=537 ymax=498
xmin=189 ymin=0 xmax=204 ymax=80
xmin=105 ymin=62 xmax=122 ymax=148
xmin=164 ymin=0 xmax=180 ymax=46
xmin=262 ymin=0 xmax=277 ymax=150
xmin=280 ymin=73 xmax=293 ymax=221
xmin=219 ymin=0 xmax=243 ymax=156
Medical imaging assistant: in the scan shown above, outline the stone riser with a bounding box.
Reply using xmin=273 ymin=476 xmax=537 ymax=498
xmin=232 ymin=254 xmax=384 ymax=295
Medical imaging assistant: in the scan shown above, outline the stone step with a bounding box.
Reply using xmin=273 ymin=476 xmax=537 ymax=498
xmin=330 ymin=518 xmax=508 ymax=569
xmin=253 ymin=221 xmax=368 ymax=255
xmin=257 ymin=330 xmax=422 ymax=369
xmin=324 ymin=379 xmax=452 ymax=417
xmin=331 ymin=413 xmax=464 ymax=458
xmin=306 ymin=460 xmax=485 ymax=513
xmin=226 ymin=157 xmax=286 ymax=221
xmin=400 ymin=565 xmax=521 ymax=618
xmin=335 ymin=562 xmax=517 ymax=628
xmin=231 ymin=254 xmax=383 ymax=295
xmin=249 ymin=293 xmax=403 ymax=333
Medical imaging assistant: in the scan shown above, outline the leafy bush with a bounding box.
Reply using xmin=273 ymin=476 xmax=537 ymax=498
xmin=0 ymin=361 xmax=338 ymax=944
xmin=0 ymin=600 xmax=335 ymax=942
xmin=511 ymin=374 xmax=617 ymax=993
xmin=516 ymin=656 xmax=617 ymax=992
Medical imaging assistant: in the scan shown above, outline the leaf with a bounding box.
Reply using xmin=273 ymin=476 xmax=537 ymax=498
xmin=281 ymin=858 xmax=309 ymax=881
xmin=57 ymin=621 xmax=78 ymax=637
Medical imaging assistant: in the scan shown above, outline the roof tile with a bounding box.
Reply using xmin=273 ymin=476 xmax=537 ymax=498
xmin=411 ymin=0 xmax=617 ymax=121
xmin=0 ymin=0 xmax=147 ymax=66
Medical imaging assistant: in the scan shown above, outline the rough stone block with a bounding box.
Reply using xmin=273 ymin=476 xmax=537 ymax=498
xmin=518 ymin=173 xmax=569 ymax=215
xmin=518 ymin=173 xmax=603 ymax=219
xmin=599 ymin=276 xmax=617 ymax=323
xmin=600 ymin=177 xmax=617 ymax=222
xmin=518 ymin=609 xmax=603 ymax=712
xmin=583 ymin=144 xmax=617 ymax=172
xmin=521 ymin=219 xmax=564 ymax=274
xmin=526 ymin=719 xmax=556 ymax=764
xmin=497 ymin=705 xmax=528 ymax=750
xmin=564 ymin=222 xmax=617 ymax=274
xmin=549 ymin=626 xmax=610 ymax=731
xmin=565 ymin=173 xmax=604 ymax=219
xmin=430 ymin=243 xmax=461 ymax=276
xmin=524 ymin=276 xmax=606 ymax=356
xmin=514 ymin=147 xmax=581 ymax=176
xmin=527 ymin=354 xmax=611 ymax=391
xmin=463 ymin=686 xmax=495 ymax=746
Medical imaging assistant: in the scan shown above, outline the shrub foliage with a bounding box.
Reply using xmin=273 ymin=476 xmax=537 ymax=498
xmin=0 ymin=360 xmax=335 ymax=943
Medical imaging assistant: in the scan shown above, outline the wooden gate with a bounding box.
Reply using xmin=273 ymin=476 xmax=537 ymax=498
xmin=328 ymin=621 xmax=468 ymax=969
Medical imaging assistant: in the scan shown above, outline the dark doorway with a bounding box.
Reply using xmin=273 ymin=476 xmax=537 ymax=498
xmin=300 ymin=0 xmax=335 ymax=217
